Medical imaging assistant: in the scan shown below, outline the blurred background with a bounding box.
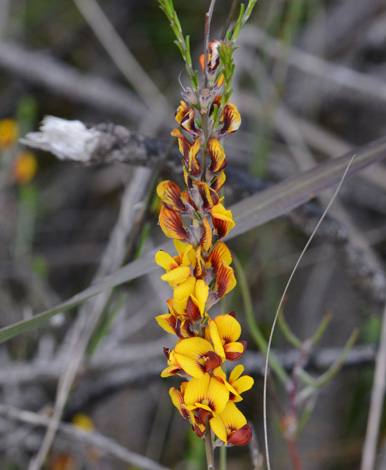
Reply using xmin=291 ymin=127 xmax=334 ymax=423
xmin=1 ymin=0 xmax=386 ymax=469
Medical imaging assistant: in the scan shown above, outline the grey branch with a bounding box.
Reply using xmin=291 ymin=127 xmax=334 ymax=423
xmin=0 ymin=404 xmax=171 ymax=470
xmin=0 ymin=42 xmax=145 ymax=123
xmin=22 ymin=116 xmax=386 ymax=305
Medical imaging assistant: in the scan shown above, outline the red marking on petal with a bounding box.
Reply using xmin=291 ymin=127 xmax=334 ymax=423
xmin=215 ymin=264 xmax=236 ymax=299
xmin=187 ymin=297 xmax=201 ymax=323
xmin=225 ymin=341 xmax=246 ymax=361
xmin=196 ymin=408 xmax=210 ymax=425
xmin=181 ymin=108 xmax=200 ymax=136
xmin=163 ymin=347 xmax=171 ymax=359
xmin=205 ymin=351 xmax=223 ymax=372
xmin=211 ymin=171 xmax=226 ymax=192
xmin=208 ymin=138 xmax=227 ymax=173
xmin=193 ymin=423 xmax=205 ymax=438
xmin=221 ymin=103 xmax=241 ymax=136
xmin=171 ymin=128 xmax=191 ymax=161
xmin=228 ymin=424 xmax=253 ymax=446
xmin=195 ymin=182 xmax=220 ymax=211
xmin=157 ymin=180 xmax=185 ymax=212
xmin=159 ymin=206 xmax=188 ymax=240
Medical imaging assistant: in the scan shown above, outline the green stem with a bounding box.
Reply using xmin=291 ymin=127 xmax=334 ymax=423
xmin=204 ymin=423 xmax=215 ymax=470
xmin=219 ymin=445 xmax=226 ymax=470
xmin=233 ymin=254 xmax=289 ymax=385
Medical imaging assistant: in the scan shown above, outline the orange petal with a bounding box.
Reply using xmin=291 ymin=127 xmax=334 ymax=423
xmin=181 ymin=108 xmax=200 ymax=136
xmin=209 ymin=95 xmax=222 ymax=118
xmin=199 ymin=54 xmax=205 ymax=73
xmin=208 ymin=138 xmax=227 ymax=173
xmin=13 ymin=151 xmax=38 ymax=184
xmin=175 ymin=101 xmax=189 ymax=124
xmin=171 ymin=128 xmax=191 ymax=160
xmin=220 ymin=103 xmax=241 ymax=135
xmin=207 ymin=242 xmax=232 ymax=274
xmin=211 ymin=203 xmax=235 ymax=238
xmin=157 ymin=180 xmax=185 ymax=212
xmin=188 ymin=138 xmax=201 ymax=176
xmin=215 ymin=264 xmax=237 ymax=298
xmin=0 ymin=118 xmax=18 ymax=148
xmin=200 ymin=217 xmax=213 ymax=252
xmin=211 ymin=171 xmax=226 ymax=192
xmin=194 ymin=181 xmax=220 ymax=210
xmin=159 ymin=206 xmax=188 ymax=240
xmin=155 ymin=313 xmax=177 ymax=335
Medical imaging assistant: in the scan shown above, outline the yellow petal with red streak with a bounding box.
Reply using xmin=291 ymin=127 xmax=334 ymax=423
xmin=188 ymin=138 xmax=201 ymax=175
xmin=175 ymin=101 xmax=189 ymax=124
xmin=200 ymin=217 xmax=212 ymax=252
xmin=159 ymin=206 xmax=187 ymax=240
xmin=212 ymin=171 xmax=226 ymax=192
xmin=211 ymin=203 xmax=235 ymax=238
xmin=210 ymin=401 xmax=247 ymax=444
xmin=208 ymin=138 xmax=226 ymax=173
xmin=214 ymin=314 xmax=241 ymax=343
xmin=155 ymin=313 xmax=177 ymax=335
xmin=157 ymin=180 xmax=185 ymax=212
xmin=155 ymin=250 xmax=179 ymax=271
xmin=207 ymin=242 xmax=232 ymax=273
xmin=215 ymin=264 xmax=237 ymax=298
xmin=171 ymin=128 xmax=190 ymax=159
xmin=221 ymin=103 xmax=241 ymax=135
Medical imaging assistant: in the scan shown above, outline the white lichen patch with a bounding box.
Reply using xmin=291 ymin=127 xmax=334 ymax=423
xmin=21 ymin=116 xmax=100 ymax=162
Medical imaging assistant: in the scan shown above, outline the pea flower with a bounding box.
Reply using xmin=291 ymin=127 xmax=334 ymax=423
xmin=154 ymin=27 xmax=253 ymax=450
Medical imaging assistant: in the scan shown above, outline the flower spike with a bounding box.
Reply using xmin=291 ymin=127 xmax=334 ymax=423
xmin=155 ymin=7 xmax=253 ymax=450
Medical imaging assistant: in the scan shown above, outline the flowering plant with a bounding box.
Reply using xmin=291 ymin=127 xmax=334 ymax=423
xmin=155 ymin=1 xmax=258 ymax=467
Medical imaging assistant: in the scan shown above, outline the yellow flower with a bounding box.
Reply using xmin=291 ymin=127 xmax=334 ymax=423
xmin=0 ymin=118 xmax=18 ymax=148
xmin=210 ymin=401 xmax=252 ymax=445
xmin=185 ymin=372 xmax=229 ymax=415
xmin=13 ymin=151 xmax=38 ymax=183
xmin=71 ymin=413 xmax=94 ymax=431
xmin=208 ymin=314 xmax=246 ymax=362
xmin=164 ymin=337 xmax=223 ymax=379
xmin=155 ymin=241 xmax=195 ymax=288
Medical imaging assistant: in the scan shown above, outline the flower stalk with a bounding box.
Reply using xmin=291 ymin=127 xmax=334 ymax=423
xmin=155 ymin=1 xmax=259 ymax=467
